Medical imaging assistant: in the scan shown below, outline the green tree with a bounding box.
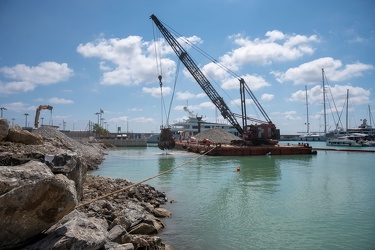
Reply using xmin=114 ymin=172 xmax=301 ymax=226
xmin=93 ymin=123 xmax=109 ymax=137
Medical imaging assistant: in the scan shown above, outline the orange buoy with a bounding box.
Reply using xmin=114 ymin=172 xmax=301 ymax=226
xmin=236 ymin=167 xmax=240 ymax=172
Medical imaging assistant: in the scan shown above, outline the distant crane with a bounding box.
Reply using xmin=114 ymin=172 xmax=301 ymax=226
xmin=34 ymin=105 xmax=53 ymax=128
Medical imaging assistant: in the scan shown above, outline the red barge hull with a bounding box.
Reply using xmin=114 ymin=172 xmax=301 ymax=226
xmin=175 ymin=140 xmax=315 ymax=156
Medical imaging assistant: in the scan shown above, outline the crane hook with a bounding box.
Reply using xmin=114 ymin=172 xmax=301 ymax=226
xmin=158 ymin=75 xmax=162 ymax=87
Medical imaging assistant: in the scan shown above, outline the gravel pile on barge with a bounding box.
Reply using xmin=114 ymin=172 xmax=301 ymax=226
xmin=194 ymin=128 xmax=240 ymax=144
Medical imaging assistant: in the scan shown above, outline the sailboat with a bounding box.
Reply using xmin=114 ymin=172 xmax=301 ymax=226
xmin=295 ymin=86 xmax=326 ymax=141
xmin=326 ymin=89 xmax=365 ymax=147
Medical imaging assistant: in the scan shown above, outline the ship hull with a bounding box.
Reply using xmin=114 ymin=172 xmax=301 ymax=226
xmin=175 ymin=140 xmax=315 ymax=156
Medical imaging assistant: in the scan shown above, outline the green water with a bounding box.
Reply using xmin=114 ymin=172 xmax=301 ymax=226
xmin=91 ymin=142 xmax=375 ymax=249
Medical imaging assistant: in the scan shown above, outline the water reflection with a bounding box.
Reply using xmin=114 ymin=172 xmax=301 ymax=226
xmin=157 ymin=152 xmax=175 ymax=183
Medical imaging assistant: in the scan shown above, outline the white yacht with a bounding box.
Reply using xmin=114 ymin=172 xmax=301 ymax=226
xmin=294 ymin=133 xmax=326 ymax=141
xmin=347 ymin=118 xmax=375 ymax=139
xmin=170 ymin=107 xmax=240 ymax=140
xmin=326 ymin=134 xmax=365 ymax=147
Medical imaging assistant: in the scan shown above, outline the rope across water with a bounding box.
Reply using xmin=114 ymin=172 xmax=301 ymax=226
xmin=76 ymin=146 xmax=218 ymax=208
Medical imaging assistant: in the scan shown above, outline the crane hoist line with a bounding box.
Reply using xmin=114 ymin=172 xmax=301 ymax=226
xmin=150 ymin=14 xmax=280 ymax=146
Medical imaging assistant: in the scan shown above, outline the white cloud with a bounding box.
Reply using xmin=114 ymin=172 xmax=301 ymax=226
xmin=271 ymin=57 xmax=374 ymax=85
xmin=108 ymin=116 xmax=129 ymax=123
xmin=77 ymin=36 xmax=177 ymax=86
xmin=231 ymin=98 xmax=254 ymax=107
xmin=284 ymin=111 xmax=301 ymax=120
xmin=128 ymin=108 xmax=143 ymax=112
xmin=142 ymin=86 xmax=172 ymax=97
xmin=175 ymin=91 xmax=206 ymax=100
xmin=174 ymin=101 xmax=215 ymax=113
xmin=131 ymin=117 xmax=155 ymax=123
xmin=222 ymin=74 xmax=271 ymax=91
xmin=48 ymin=97 xmax=74 ymax=104
xmin=0 ymin=62 xmax=73 ymax=84
xmin=0 ymin=62 xmax=73 ymax=95
xmin=176 ymin=91 xmax=196 ymax=100
xmin=196 ymin=93 xmax=207 ymax=98
xmin=220 ymin=31 xmax=319 ymax=69
xmin=0 ymin=81 xmax=35 ymax=95
xmin=289 ymin=84 xmax=370 ymax=107
xmin=0 ymin=102 xmax=29 ymax=112
xmin=261 ymin=93 xmax=274 ymax=101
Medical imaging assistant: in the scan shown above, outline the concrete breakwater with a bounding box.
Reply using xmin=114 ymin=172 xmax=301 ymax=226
xmin=0 ymin=118 xmax=172 ymax=250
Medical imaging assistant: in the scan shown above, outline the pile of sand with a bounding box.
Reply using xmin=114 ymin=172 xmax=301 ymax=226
xmin=194 ymin=128 xmax=241 ymax=144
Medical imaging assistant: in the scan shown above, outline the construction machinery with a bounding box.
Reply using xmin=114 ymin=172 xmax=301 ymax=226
xmin=34 ymin=105 xmax=53 ymax=128
xmin=150 ymin=15 xmax=279 ymax=146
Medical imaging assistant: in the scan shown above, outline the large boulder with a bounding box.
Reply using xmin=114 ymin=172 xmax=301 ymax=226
xmin=24 ymin=210 xmax=108 ymax=250
xmin=0 ymin=118 xmax=9 ymax=141
xmin=0 ymin=161 xmax=78 ymax=249
xmin=45 ymin=152 xmax=85 ymax=200
xmin=6 ymin=125 xmax=44 ymax=145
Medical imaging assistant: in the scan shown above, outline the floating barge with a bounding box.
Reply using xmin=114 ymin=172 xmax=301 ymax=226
xmin=174 ymin=140 xmax=316 ymax=156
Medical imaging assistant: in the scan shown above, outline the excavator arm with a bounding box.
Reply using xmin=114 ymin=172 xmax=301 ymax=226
xmin=35 ymin=105 xmax=53 ymax=128
xmin=151 ymin=14 xmax=244 ymax=135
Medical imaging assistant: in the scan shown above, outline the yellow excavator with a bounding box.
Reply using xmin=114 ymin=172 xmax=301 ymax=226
xmin=34 ymin=105 xmax=53 ymax=128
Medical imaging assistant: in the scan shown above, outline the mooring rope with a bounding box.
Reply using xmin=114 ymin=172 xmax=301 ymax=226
xmin=76 ymin=146 xmax=218 ymax=208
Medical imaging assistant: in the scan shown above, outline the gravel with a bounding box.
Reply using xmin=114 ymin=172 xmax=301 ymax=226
xmin=194 ymin=128 xmax=241 ymax=144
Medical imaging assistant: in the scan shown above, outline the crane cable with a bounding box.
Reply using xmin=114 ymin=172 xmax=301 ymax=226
xmin=161 ymin=20 xmax=265 ymax=122
xmin=152 ymin=22 xmax=180 ymax=128
xmin=76 ymin=145 xmax=218 ymax=209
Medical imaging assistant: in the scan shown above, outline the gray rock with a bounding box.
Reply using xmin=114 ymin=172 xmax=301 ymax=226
xmin=128 ymin=222 xmax=158 ymax=235
xmin=25 ymin=210 xmax=108 ymax=250
xmin=0 ymin=161 xmax=78 ymax=249
xmin=44 ymin=152 xmax=84 ymax=200
xmin=6 ymin=125 xmax=43 ymax=145
xmin=108 ymin=225 xmax=128 ymax=243
xmin=0 ymin=118 xmax=9 ymax=141
xmin=153 ymin=207 xmax=172 ymax=218
xmin=121 ymin=234 xmax=165 ymax=250
xmin=104 ymin=242 xmax=135 ymax=250
xmin=0 ymin=160 xmax=54 ymax=195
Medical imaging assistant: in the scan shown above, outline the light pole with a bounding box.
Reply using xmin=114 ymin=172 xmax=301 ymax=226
xmin=11 ymin=118 xmax=15 ymax=126
xmin=95 ymin=112 xmax=100 ymax=125
xmin=100 ymin=118 xmax=105 ymax=128
xmin=0 ymin=107 xmax=6 ymax=117
xmin=24 ymin=113 xmax=29 ymax=127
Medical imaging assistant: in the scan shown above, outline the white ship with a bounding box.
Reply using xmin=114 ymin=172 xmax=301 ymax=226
xmin=170 ymin=107 xmax=240 ymax=140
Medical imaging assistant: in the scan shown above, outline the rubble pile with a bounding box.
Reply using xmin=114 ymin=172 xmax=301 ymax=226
xmin=0 ymin=118 xmax=172 ymax=250
xmin=194 ymin=128 xmax=241 ymax=144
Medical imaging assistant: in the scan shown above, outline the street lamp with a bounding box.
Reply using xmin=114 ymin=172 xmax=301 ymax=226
xmin=95 ymin=112 xmax=100 ymax=125
xmin=24 ymin=113 xmax=29 ymax=127
xmin=11 ymin=118 xmax=15 ymax=126
xmin=0 ymin=107 xmax=7 ymax=117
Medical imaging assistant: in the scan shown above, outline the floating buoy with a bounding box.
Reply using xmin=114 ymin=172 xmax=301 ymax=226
xmin=236 ymin=167 xmax=240 ymax=172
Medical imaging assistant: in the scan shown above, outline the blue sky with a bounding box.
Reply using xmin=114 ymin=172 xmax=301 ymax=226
xmin=1 ymin=0 xmax=374 ymax=135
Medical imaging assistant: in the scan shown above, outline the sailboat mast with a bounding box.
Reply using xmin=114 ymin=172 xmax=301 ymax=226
xmin=369 ymin=105 xmax=373 ymax=127
xmin=346 ymin=89 xmax=349 ymax=134
xmin=322 ymin=69 xmax=327 ymax=134
xmin=305 ymin=85 xmax=310 ymax=134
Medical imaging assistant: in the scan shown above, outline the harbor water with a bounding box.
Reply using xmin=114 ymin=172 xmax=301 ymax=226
xmin=91 ymin=141 xmax=375 ymax=250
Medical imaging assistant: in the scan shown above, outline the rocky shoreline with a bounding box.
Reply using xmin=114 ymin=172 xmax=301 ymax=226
xmin=0 ymin=118 xmax=173 ymax=250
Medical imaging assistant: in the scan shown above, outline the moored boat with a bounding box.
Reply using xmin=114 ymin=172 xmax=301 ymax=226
xmin=326 ymin=134 xmax=364 ymax=147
